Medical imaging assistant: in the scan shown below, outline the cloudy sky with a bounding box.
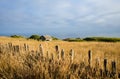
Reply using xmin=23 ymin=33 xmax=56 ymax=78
xmin=0 ymin=0 xmax=120 ymax=38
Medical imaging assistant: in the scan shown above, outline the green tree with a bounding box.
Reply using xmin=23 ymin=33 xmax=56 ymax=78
xmin=29 ymin=34 xmax=40 ymax=40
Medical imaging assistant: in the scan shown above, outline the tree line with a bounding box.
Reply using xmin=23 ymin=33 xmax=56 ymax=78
xmin=10 ymin=35 xmax=120 ymax=42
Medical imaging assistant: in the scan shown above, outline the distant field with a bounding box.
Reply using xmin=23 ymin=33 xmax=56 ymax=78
xmin=0 ymin=36 xmax=120 ymax=79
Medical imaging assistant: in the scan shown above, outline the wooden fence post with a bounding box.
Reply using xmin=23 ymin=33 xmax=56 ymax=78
xmin=24 ymin=43 xmax=26 ymax=51
xmin=95 ymin=58 xmax=100 ymax=70
xmin=118 ymin=72 xmax=120 ymax=78
xmin=8 ymin=42 xmax=13 ymax=52
xmin=12 ymin=45 xmax=20 ymax=53
xmin=88 ymin=50 xmax=92 ymax=67
xmin=39 ymin=44 xmax=43 ymax=57
xmin=69 ymin=49 xmax=74 ymax=64
xmin=13 ymin=46 xmax=16 ymax=52
xmin=16 ymin=45 xmax=20 ymax=53
xmin=55 ymin=45 xmax=59 ymax=52
xmin=55 ymin=45 xmax=60 ymax=60
xmin=24 ymin=43 xmax=29 ymax=52
xmin=111 ymin=61 xmax=116 ymax=77
xmin=104 ymin=59 xmax=108 ymax=76
xmin=61 ymin=49 xmax=65 ymax=60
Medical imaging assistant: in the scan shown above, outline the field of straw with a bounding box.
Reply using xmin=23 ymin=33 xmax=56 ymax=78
xmin=0 ymin=36 xmax=120 ymax=79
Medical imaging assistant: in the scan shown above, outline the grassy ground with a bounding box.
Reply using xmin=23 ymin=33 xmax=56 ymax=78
xmin=0 ymin=36 xmax=120 ymax=79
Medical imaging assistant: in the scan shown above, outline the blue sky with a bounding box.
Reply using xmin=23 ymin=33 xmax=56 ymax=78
xmin=0 ymin=0 xmax=120 ymax=38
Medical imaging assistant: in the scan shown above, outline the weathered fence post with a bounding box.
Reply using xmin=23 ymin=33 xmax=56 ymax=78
xmin=39 ymin=44 xmax=43 ymax=57
xmin=104 ymin=59 xmax=108 ymax=76
xmin=55 ymin=45 xmax=59 ymax=52
xmin=24 ymin=43 xmax=29 ymax=52
xmin=111 ymin=61 xmax=116 ymax=77
xmin=95 ymin=58 xmax=100 ymax=70
xmin=88 ymin=50 xmax=92 ymax=67
xmin=13 ymin=46 xmax=18 ymax=52
xmin=55 ymin=45 xmax=60 ymax=60
xmin=100 ymin=69 xmax=103 ymax=77
xmin=61 ymin=49 xmax=65 ymax=60
xmin=69 ymin=49 xmax=74 ymax=64
xmin=16 ymin=45 xmax=20 ymax=53
xmin=118 ymin=72 xmax=120 ymax=78
xmin=24 ymin=43 xmax=26 ymax=51
xmin=8 ymin=42 xmax=13 ymax=52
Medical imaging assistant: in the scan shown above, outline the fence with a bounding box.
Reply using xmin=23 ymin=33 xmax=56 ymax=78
xmin=0 ymin=42 xmax=119 ymax=79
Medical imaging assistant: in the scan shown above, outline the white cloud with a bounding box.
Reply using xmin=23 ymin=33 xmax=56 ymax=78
xmin=51 ymin=1 xmax=73 ymax=19
xmin=17 ymin=0 xmax=120 ymax=27
xmin=77 ymin=15 xmax=96 ymax=22
xmin=1 ymin=0 xmax=120 ymax=37
xmin=56 ymin=1 xmax=71 ymax=9
xmin=86 ymin=0 xmax=120 ymax=13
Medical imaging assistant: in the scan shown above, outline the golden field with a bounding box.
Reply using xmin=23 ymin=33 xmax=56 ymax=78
xmin=0 ymin=36 xmax=120 ymax=79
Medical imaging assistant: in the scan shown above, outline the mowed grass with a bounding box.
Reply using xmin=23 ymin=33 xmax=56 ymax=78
xmin=0 ymin=36 xmax=120 ymax=78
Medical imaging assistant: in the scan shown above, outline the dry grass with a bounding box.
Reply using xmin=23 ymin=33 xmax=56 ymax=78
xmin=0 ymin=36 xmax=120 ymax=79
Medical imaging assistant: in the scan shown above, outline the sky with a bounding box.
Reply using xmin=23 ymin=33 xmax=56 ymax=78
xmin=0 ymin=0 xmax=120 ymax=38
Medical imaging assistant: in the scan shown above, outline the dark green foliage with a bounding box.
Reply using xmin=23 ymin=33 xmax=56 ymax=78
xmin=97 ymin=37 xmax=120 ymax=42
xmin=63 ymin=37 xmax=120 ymax=42
xmin=83 ymin=37 xmax=120 ymax=42
xmin=52 ymin=36 xmax=59 ymax=40
xmin=83 ymin=37 xmax=97 ymax=41
xmin=10 ymin=35 xmax=25 ymax=38
xmin=29 ymin=35 xmax=40 ymax=40
xmin=63 ymin=38 xmax=84 ymax=42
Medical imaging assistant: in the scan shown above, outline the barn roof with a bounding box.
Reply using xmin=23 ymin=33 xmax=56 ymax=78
xmin=43 ymin=35 xmax=52 ymax=38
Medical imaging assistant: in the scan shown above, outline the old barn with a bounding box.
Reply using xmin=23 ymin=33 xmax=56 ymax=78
xmin=40 ymin=35 xmax=52 ymax=41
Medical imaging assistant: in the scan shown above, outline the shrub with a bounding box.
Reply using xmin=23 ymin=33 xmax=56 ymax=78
xmin=84 ymin=37 xmax=120 ymax=42
xmin=63 ymin=38 xmax=83 ymax=42
xmin=29 ymin=35 xmax=40 ymax=40
xmin=97 ymin=37 xmax=120 ymax=42
xmin=83 ymin=37 xmax=97 ymax=41
xmin=10 ymin=35 xmax=25 ymax=38
xmin=52 ymin=36 xmax=59 ymax=40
